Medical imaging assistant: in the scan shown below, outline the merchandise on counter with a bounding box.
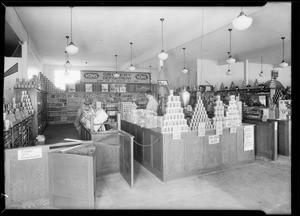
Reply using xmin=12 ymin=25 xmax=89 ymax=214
xmin=189 ymin=95 xmax=209 ymax=131
xmin=225 ymin=95 xmax=242 ymax=127
xmin=125 ymin=109 xmax=157 ymax=128
xmin=212 ymin=95 xmax=225 ymax=129
xmin=161 ymin=90 xmax=189 ymax=133
xmin=118 ymin=101 xmax=138 ymax=119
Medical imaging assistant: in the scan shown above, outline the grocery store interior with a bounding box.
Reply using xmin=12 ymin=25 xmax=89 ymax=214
xmin=2 ymin=2 xmax=293 ymax=213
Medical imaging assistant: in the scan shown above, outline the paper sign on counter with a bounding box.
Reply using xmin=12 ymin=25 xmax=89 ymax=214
xmin=216 ymin=121 xmax=223 ymax=135
xmin=18 ymin=148 xmax=42 ymax=160
xmin=230 ymin=120 xmax=237 ymax=133
xmin=244 ymin=125 xmax=254 ymax=151
xmin=209 ymin=135 xmax=219 ymax=144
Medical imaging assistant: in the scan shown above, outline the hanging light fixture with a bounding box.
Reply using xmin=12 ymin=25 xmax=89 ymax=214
xmin=64 ymin=36 xmax=72 ymax=69
xmin=113 ymin=55 xmax=120 ymax=78
xmin=65 ymin=6 xmax=79 ymax=55
xmin=232 ymin=6 xmax=253 ymax=30
xmin=128 ymin=42 xmax=135 ymax=71
xmin=85 ymin=61 xmax=88 ymax=70
xmin=226 ymin=64 xmax=232 ymax=76
xmin=279 ymin=37 xmax=288 ymax=68
xmin=226 ymin=29 xmax=236 ymax=64
xmin=182 ymin=47 xmax=188 ymax=74
xmin=64 ymin=68 xmax=69 ymax=76
xmin=157 ymin=18 xmax=168 ymax=61
xmin=259 ymin=57 xmax=265 ymax=77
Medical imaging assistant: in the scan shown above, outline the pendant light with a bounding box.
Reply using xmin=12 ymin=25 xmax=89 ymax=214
xmin=65 ymin=6 xmax=79 ymax=55
xmin=259 ymin=57 xmax=265 ymax=77
xmin=279 ymin=37 xmax=288 ymax=68
xmin=64 ymin=36 xmax=72 ymax=69
xmin=157 ymin=18 xmax=168 ymax=61
xmin=85 ymin=61 xmax=88 ymax=70
xmin=64 ymin=68 xmax=69 ymax=76
xmin=128 ymin=42 xmax=135 ymax=71
xmin=226 ymin=64 xmax=232 ymax=76
xmin=182 ymin=48 xmax=188 ymax=74
xmin=226 ymin=29 xmax=236 ymax=64
xmin=113 ymin=55 xmax=120 ymax=78
xmin=232 ymin=7 xmax=253 ymax=30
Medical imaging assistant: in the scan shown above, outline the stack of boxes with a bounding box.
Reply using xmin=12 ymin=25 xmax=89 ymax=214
xmin=225 ymin=95 xmax=242 ymax=127
xmin=211 ymin=95 xmax=225 ymax=129
xmin=161 ymin=90 xmax=189 ymax=133
xmin=189 ymin=95 xmax=209 ymax=131
xmin=125 ymin=109 xmax=157 ymax=128
xmin=118 ymin=101 xmax=137 ymax=119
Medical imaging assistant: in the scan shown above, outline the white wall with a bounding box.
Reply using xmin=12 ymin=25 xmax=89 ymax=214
xmin=195 ymin=60 xmax=291 ymax=90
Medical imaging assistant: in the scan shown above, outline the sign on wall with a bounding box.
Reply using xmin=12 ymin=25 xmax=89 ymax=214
xmin=244 ymin=125 xmax=254 ymax=151
xmin=80 ymin=70 xmax=151 ymax=84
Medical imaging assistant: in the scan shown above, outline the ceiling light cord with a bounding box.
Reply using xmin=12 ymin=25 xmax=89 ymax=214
xmin=183 ymin=48 xmax=186 ymax=68
xmin=115 ymin=55 xmax=118 ymax=73
xmin=261 ymin=57 xmax=263 ymax=71
xmin=161 ymin=18 xmax=164 ymax=51
xmin=70 ymin=6 xmax=73 ymax=42
xmin=229 ymin=29 xmax=232 ymax=57
xmin=282 ymin=37 xmax=285 ymax=61
xmin=200 ymin=8 xmax=204 ymax=85
xmin=130 ymin=42 xmax=133 ymax=65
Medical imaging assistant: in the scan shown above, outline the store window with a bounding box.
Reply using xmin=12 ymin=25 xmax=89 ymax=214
xmin=54 ymin=70 xmax=80 ymax=90
xmin=27 ymin=67 xmax=39 ymax=79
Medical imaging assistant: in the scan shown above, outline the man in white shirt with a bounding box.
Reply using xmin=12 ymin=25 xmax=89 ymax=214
xmin=145 ymin=90 xmax=158 ymax=112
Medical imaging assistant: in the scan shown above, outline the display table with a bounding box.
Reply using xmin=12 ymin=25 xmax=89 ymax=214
xmin=121 ymin=120 xmax=255 ymax=182
xmin=243 ymin=119 xmax=278 ymax=160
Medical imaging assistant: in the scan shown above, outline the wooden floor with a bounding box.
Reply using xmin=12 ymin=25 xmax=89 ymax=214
xmin=43 ymin=124 xmax=79 ymax=144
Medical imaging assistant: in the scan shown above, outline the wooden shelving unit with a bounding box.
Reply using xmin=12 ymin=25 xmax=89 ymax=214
xmin=4 ymin=114 xmax=34 ymax=149
xmin=14 ymin=88 xmax=48 ymax=138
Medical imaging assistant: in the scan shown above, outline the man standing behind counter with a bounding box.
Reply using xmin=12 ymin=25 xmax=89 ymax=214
xmin=145 ymin=90 xmax=158 ymax=112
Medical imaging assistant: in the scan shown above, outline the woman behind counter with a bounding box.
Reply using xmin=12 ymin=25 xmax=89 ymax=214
xmin=74 ymin=98 xmax=108 ymax=132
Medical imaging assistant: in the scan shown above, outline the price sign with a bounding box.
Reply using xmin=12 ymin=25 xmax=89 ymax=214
xmin=172 ymin=133 xmax=181 ymax=140
xmin=172 ymin=125 xmax=182 ymax=140
xmin=209 ymin=135 xmax=219 ymax=144
xmin=198 ymin=122 xmax=206 ymax=137
xmin=18 ymin=148 xmax=42 ymax=160
xmin=244 ymin=125 xmax=254 ymax=151
xmin=230 ymin=119 xmax=237 ymax=133
xmin=216 ymin=121 xmax=223 ymax=135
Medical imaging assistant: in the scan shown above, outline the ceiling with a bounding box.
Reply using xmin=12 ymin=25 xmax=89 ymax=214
xmin=8 ymin=2 xmax=291 ymax=70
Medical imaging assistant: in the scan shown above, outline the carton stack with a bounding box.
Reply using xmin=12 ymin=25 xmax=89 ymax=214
xmin=225 ymin=95 xmax=242 ymax=127
xmin=189 ymin=95 xmax=209 ymax=131
xmin=118 ymin=101 xmax=137 ymax=119
xmin=161 ymin=90 xmax=189 ymax=133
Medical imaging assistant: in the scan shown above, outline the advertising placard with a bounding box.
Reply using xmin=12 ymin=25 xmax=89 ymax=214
xmin=198 ymin=122 xmax=206 ymax=137
xmin=244 ymin=125 xmax=254 ymax=151
xmin=80 ymin=70 xmax=151 ymax=84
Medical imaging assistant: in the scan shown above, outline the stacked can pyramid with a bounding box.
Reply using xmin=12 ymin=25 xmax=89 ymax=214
xmin=161 ymin=90 xmax=189 ymax=133
xmin=190 ymin=95 xmax=209 ymax=131
xmin=212 ymin=95 xmax=225 ymax=128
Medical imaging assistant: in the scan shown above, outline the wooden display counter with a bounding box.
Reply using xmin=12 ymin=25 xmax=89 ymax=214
xmin=276 ymin=119 xmax=291 ymax=156
xmin=243 ymin=119 xmax=278 ymax=160
xmin=4 ymin=130 xmax=134 ymax=209
xmin=121 ymin=120 xmax=255 ymax=182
